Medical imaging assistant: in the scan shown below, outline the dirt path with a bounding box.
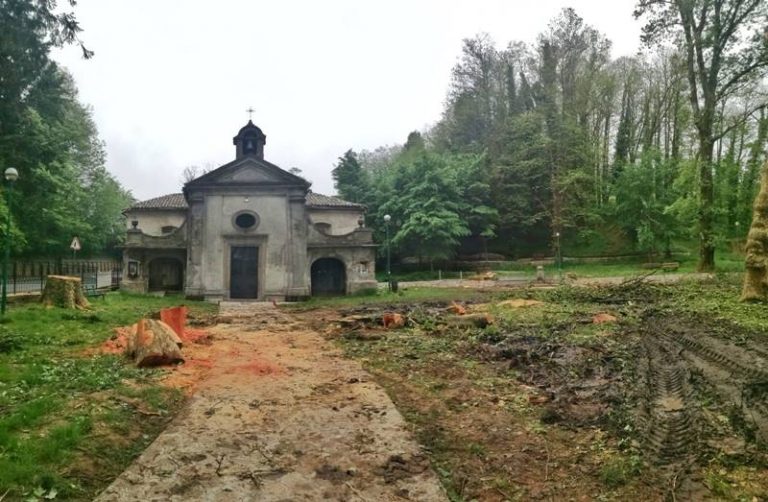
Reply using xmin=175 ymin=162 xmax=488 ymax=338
xmin=96 ymin=302 xmax=446 ymax=501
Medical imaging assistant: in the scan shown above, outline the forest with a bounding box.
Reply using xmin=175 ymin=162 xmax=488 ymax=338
xmin=333 ymin=4 xmax=768 ymax=271
xmin=2 ymin=1 xmax=767 ymax=268
xmin=0 ymin=1 xmax=132 ymax=257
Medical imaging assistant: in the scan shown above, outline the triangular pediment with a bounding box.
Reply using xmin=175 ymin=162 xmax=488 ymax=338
xmin=219 ymin=163 xmax=285 ymax=183
xmin=184 ymin=157 xmax=310 ymax=189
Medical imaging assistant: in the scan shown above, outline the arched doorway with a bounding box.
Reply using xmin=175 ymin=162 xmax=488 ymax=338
xmin=148 ymin=257 xmax=184 ymax=291
xmin=311 ymin=258 xmax=346 ymax=296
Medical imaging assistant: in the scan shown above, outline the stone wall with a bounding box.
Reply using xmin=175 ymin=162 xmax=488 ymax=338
xmin=121 ymin=248 xmax=187 ymax=293
xmin=307 ymin=245 xmax=377 ymax=295
xmin=124 ymin=210 xmax=187 ymax=236
xmin=307 ymin=208 xmax=363 ymax=235
xmin=185 ymin=190 xmax=310 ymax=301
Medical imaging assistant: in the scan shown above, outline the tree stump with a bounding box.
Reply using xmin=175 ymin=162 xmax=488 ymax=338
xmin=446 ymin=313 xmax=494 ymax=328
xmin=40 ymin=275 xmax=90 ymax=309
xmin=742 ymin=160 xmax=768 ymax=302
xmin=126 ymin=319 xmax=184 ymax=368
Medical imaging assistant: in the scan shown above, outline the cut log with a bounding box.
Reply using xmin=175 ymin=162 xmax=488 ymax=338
xmin=126 ymin=319 xmax=184 ymax=368
xmin=382 ymin=312 xmax=405 ymax=329
xmin=40 ymin=275 xmax=90 ymax=309
xmin=160 ymin=306 xmax=188 ymax=341
xmin=446 ymin=313 xmax=494 ymax=328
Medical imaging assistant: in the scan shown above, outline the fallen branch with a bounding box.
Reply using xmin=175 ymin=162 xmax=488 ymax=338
xmin=618 ymin=268 xmax=659 ymax=289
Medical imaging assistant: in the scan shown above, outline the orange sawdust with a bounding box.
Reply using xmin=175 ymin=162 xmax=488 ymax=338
xmin=185 ymin=328 xmax=214 ymax=345
xmin=230 ymin=358 xmax=284 ymax=376
xmin=592 ymin=312 xmax=618 ymax=324
xmin=86 ymin=327 xmax=131 ymax=356
xmin=159 ymin=340 xmax=218 ymax=393
xmin=185 ymin=357 xmax=213 ymax=369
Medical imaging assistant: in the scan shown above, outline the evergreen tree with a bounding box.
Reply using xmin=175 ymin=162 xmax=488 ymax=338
xmin=331 ymin=150 xmax=368 ymax=204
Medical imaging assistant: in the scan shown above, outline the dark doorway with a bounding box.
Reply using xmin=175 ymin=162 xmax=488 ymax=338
xmin=230 ymin=246 xmax=259 ymax=299
xmin=148 ymin=258 xmax=183 ymax=291
xmin=311 ymin=258 xmax=346 ymax=296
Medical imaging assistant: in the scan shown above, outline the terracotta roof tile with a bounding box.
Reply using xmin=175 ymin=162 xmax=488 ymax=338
xmin=306 ymin=191 xmax=364 ymax=209
xmin=129 ymin=192 xmax=363 ymax=211
xmin=129 ymin=193 xmax=187 ymax=210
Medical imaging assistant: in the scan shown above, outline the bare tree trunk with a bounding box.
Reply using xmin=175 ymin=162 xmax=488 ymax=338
xmin=741 ymin=160 xmax=768 ymax=302
xmin=698 ymin=134 xmax=716 ymax=272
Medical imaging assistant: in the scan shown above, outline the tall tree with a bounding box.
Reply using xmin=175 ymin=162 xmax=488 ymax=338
xmin=0 ymin=0 xmax=91 ymax=143
xmin=331 ymin=150 xmax=368 ymax=204
xmin=383 ymin=152 xmax=470 ymax=264
xmin=1 ymin=1 xmax=131 ymax=256
xmin=635 ymin=0 xmax=768 ymax=270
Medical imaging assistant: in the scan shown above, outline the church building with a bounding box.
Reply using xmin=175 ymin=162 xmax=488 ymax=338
xmin=121 ymin=121 xmax=378 ymax=301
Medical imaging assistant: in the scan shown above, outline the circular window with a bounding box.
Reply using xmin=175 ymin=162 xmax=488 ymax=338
xmin=234 ymin=211 xmax=258 ymax=230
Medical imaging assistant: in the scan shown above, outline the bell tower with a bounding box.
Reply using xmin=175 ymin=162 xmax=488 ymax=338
xmin=233 ymin=120 xmax=267 ymax=160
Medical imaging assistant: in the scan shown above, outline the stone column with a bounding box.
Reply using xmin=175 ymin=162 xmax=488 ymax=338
xmin=184 ymin=196 xmax=205 ymax=298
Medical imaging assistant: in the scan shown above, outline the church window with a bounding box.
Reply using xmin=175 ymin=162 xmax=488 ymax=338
xmin=234 ymin=211 xmax=258 ymax=230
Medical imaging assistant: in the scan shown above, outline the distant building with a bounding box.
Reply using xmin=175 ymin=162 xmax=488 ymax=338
xmin=121 ymin=121 xmax=377 ymax=301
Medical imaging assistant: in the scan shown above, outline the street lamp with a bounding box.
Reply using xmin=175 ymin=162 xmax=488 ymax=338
xmin=383 ymin=214 xmax=391 ymax=291
xmin=2 ymin=167 xmax=18 ymax=316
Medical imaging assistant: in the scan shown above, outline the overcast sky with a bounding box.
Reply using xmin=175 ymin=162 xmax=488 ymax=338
xmin=52 ymin=0 xmax=642 ymax=201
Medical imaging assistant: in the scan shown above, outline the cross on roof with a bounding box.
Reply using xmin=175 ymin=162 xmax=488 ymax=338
xmin=246 ymin=107 xmax=255 ymax=120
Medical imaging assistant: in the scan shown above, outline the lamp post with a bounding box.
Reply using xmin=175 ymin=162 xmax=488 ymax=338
xmin=555 ymin=231 xmax=562 ymax=282
xmin=2 ymin=167 xmax=19 ymax=316
xmin=383 ymin=214 xmax=391 ymax=291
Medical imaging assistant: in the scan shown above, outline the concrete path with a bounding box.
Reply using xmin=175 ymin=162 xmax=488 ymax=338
xmin=96 ymin=302 xmax=446 ymax=502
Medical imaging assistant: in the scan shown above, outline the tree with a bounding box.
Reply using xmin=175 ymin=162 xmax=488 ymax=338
xmin=383 ymin=152 xmax=470 ymax=264
xmin=741 ymin=160 xmax=768 ymax=301
xmin=613 ymin=150 xmax=682 ymax=257
xmin=0 ymin=0 xmax=91 ymax=144
xmin=635 ymin=0 xmax=768 ymax=271
xmin=181 ymin=164 xmax=214 ymax=184
xmin=6 ymin=69 xmax=131 ymax=256
xmin=0 ymin=5 xmax=131 ymax=257
xmin=331 ymin=150 xmax=368 ymax=204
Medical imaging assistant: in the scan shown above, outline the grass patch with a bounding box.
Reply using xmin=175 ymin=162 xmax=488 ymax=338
xmin=0 ymin=292 xmax=215 ymax=500
xmin=382 ymin=248 xmax=745 ymax=282
xmin=599 ymin=454 xmax=643 ymax=488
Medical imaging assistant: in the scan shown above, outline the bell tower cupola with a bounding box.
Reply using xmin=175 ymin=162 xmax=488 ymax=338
xmin=233 ymin=120 xmax=266 ymax=160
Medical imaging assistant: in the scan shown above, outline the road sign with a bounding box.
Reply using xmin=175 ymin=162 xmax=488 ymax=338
xmin=70 ymin=236 xmax=81 ymax=251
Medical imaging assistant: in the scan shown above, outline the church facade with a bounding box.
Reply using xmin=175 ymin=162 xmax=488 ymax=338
xmin=121 ymin=121 xmax=378 ymax=301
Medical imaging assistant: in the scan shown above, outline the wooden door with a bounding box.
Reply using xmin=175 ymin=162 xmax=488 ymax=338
xmin=230 ymin=246 xmax=258 ymax=299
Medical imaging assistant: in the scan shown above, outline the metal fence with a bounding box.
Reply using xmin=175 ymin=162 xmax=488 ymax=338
xmin=6 ymin=259 xmax=122 ymax=295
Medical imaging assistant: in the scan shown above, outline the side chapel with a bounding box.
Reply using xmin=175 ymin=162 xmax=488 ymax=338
xmin=121 ymin=121 xmax=377 ymax=301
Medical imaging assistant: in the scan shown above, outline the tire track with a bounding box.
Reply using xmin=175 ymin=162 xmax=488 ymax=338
xmin=637 ymin=337 xmax=698 ymax=464
xmin=659 ymin=328 xmax=768 ymax=442
xmin=662 ymin=331 xmax=768 ymax=382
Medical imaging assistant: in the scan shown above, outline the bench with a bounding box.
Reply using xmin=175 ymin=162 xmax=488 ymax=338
xmin=83 ymin=283 xmax=105 ymax=299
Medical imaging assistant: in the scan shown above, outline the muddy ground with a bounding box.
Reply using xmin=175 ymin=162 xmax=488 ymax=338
xmin=306 ymin=279 xmax=768 ymax=501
